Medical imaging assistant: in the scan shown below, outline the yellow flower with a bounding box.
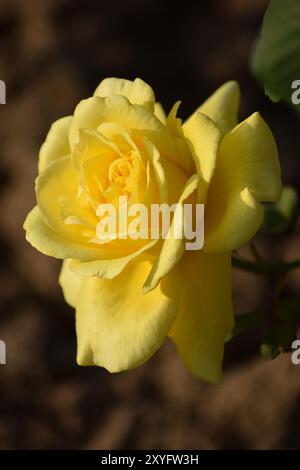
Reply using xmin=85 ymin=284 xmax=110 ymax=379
xmin=24 ymin=77 xmax=281 ymax=383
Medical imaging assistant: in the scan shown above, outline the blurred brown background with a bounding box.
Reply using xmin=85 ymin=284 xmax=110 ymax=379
xmin=0 ymin=0 xmax=300 ymax=450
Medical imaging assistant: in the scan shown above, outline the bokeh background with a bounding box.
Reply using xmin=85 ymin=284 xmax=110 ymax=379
xmin=1 ymin=0 xmax=300 ymax=450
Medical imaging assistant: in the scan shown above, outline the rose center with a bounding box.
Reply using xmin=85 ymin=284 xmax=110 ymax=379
xmin=108 ymin=157 xmax=132 ymax=189
xmin=103 ymin=151 xmax=142 ymax=204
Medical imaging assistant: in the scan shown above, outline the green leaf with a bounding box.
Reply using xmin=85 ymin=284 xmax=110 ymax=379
xmin=251 ymin=0 xmax=300 ymax=112
xmin=227 ymin=311 xmax=266 ymax=341
xmin=265 ymin=86 xmax=281 ymax=103
xmin=260 ymin=342 xmax=279 ymax=360
xmin=263 ymin=186 xmax=298 ymax=233
xmin=260 ymin=322 xmax=296 ymax=360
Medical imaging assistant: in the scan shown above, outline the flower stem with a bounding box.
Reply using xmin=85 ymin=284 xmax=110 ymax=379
xmin=232 ymin=256 xmax=300 ymax=275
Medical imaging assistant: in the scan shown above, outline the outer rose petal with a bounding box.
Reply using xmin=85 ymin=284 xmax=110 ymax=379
xmin=24 ymin=206 xmax=113 ymax=260
xmin=204 ymin=112 xmax=282 ymax=253
xmin=144 ymin=174 xmax=199 ymax=292
xmin=154 ymin=102 xmax=167 ymax=124
xmin=69 ymin=95 xmax=193 ymax=174
xmin=143 ymin=139 xmax=168 ymax=203
xmin=68 ymin=95 xmax=162 ymax=149
xmin=195 ymin=81 xmax=240 ymax=134
xmin=76 ymin=260 xmax=179 ymax=371
xmin=59 ymin=260 xmax=83 ymax=308
xmin=38 ymin=116 xmax=72 ymax=173
xmin=166 ymin=101 xmax=183 ymax=138
xmin=94 ymin=77 xmax=155 ymax=111
xmin=168 ymin=251 xmax=233 ymax=384
xmin=69 ymin=240 xmax=157 ymax=279
xmin=25 ymin=206 xmax=158 ymax=276
xmin=143 ymin=138 xmax=187 ymax=205
xmin=36 ymin=155 xmax=97 ymax=240
xmin=182 ymin=112 xmax=222 ymax=201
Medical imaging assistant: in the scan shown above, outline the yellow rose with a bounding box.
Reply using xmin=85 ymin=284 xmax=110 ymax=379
xmin=24 ymin=77 xmax=281 ymax=383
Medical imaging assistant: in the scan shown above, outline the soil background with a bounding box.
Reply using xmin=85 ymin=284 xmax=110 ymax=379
xmin=1 ymin=0 xmax=300 ymax=450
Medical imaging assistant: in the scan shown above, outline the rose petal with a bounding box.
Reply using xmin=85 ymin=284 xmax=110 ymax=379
xmin=76 ymin=259 xmax=179 ymax=371
xmin=39 ymin=116 xmax=72 ymax=172
xmin=193 ymin=81 xmax=240 ymax=134
xmin=204 ymin=112 xmax=281 ymax=253
xmin=169 ymin=251 xmax=233 ymax=384
xmin=94 ymin=77 xmax=155 ymax=111
xmin=182 ymin=112 xmax=222 ymax=201
xmin=59 ymin=259 xmax=83 ymax=308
